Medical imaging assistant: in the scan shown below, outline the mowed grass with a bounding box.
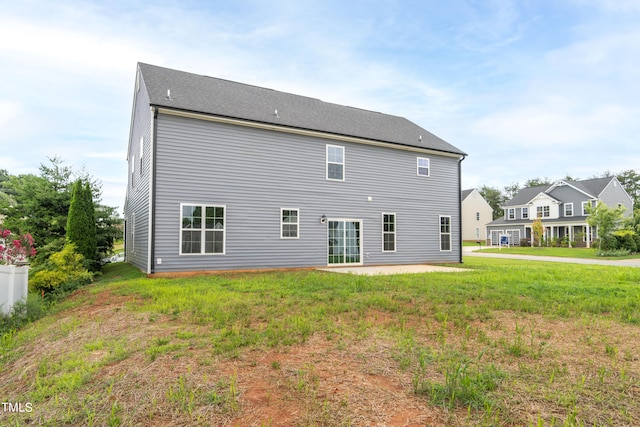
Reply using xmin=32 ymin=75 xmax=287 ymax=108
xmin=1 ymin=258 xmax=639 ymax=426
xmin=478 ymin=245 xmax=640 ymax=260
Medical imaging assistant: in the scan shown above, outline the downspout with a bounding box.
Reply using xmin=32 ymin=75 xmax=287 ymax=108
xmin=458 ymin=154 xmax=466 ymax=263
xmin=147 ymin=107 xmax=158 ymax=274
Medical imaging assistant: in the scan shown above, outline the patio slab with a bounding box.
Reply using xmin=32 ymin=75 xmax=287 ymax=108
xmin=317 ymin=264 xmax=469 ymax=275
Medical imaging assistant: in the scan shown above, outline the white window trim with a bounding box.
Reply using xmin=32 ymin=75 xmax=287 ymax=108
xmin=382 ymin=212 xmax=396 ymax=253
xmin=582 ymin=201 xmax=589 ymax=216
xmin=280 ymin=208 xmax=300 ymax=239
xmin=130 ymin=213 xmax=135 ymax=253
xmin=507 ymin=208 xmax=515 ymax=220
xmin=139 ymin=136 xmax=144 ymax=174
xmin=564 ymin=203 xmax=573 ymax=217
xmin=326 ymin=144 xmax=345 ymax=181
xmin=522 ymin=207 xmax=529 ymax=219
xmin=537 ymin=206 xmax=550 ymax=218
xmin=439 ymin=215 xmax=452 ymax=252
xmin=179 ymin=203 xmax=226 ymax=255
xmin=417 ymin=157 xmax=430 ymax=177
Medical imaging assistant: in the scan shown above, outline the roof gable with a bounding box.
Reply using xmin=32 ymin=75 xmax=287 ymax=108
xmin=137 ymin=63 xmax=466 ymax=156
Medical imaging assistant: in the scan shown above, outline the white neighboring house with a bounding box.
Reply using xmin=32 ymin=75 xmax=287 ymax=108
xmin=485 ymin=177 xmax=634 ymax=247
xmin=461 ymin=189 xmax=493 ymax=243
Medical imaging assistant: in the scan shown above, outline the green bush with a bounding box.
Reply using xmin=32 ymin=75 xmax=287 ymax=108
xmin=613 ymin=230 xmax=638 ymax=253
xmin=29 ymin=244 xmax=93 ymax=293
xmin=0 ymin=294 xmax=47 ymax=335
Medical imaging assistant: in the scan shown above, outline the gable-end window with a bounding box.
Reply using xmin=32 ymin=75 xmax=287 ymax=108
xmin=281 ymin=208 xmax=299 ymax=239
xmin=476 ymin=212 xmax=480 ymax=221
xmin=537 ymin=206 xmax=550 ymax=218
xmin=582 ymin=201 xmax=590 ymax=215
xmin=507 ymin=208 xmax=515 ymax=220
xmin=522 ymin=207 xmax=529 ymax=219
xmin=326 ymin=145 xmax=344 ymax=181
xmin=564 ymin=203 xmax=573 ymax=217
xmin=439 ymin=216 xmax=451 ymax=251
xmin=180 ymin=204 xmax=225 ymax=255
xmin=382 ymin=213 xmax=396 ymax=252
xmin=417 ymin=157 xmax=430 ymax=176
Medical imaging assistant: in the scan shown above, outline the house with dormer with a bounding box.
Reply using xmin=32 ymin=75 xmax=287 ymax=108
xmin=485 ymin=177 xmax=633 ymax=247
xmin=124 ymin=63 xmax=467 ymax=274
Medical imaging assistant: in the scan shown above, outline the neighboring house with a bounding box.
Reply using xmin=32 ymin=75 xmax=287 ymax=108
xmin=486 ymin=177 xmax=633 ymax=247
xmin=124 ymin=63 xmax=467 ymax=274
xmin=461 ymin=189 xmax=493 ymax=242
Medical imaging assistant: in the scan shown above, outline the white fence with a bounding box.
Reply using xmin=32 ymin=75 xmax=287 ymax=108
xmin=0 ymin=265 xmax=29 ymax=315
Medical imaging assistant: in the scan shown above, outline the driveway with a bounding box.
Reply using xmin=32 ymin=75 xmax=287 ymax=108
xmin=463 ymin=246 xmax=640 ymax=268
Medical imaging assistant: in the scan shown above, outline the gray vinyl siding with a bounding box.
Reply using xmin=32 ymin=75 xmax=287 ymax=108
xmin=124 ymin=73 xmax=153 ymax=272
xmin=151 ymin=113 xmax=461 ymax=273
xmin=598 ymin=180 xmax=633 ymax=217
xmin=547 ymin=186 xmax=588 ymax=218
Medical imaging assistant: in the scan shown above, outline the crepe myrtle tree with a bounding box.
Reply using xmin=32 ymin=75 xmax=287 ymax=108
xmin=586 ymin=201 xmax=626 ymax=252
xmin=532 ymin=216 xmax=544 ymax=247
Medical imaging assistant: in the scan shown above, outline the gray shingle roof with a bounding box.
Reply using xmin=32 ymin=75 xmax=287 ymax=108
xmin=461 ymin=189 xmax=474 ymax=201
xmin=567 ymin=177 xmax=611 ymax=198
xmin=503 ymin=177 xmax=613 ymax=207
xmin=138 ymin=63 xmax=466 ymax=156
xmin=503 ymin=185 xmax=549 ymax=207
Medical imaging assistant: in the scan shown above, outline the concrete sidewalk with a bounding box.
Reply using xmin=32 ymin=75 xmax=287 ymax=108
xmin=463 ymin=246 xmax=640 ymax=268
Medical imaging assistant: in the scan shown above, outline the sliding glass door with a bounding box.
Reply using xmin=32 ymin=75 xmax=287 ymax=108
xmin=328 ymin=220 xmax=362 ymax=265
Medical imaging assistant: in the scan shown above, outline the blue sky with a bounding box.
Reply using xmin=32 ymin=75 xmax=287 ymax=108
xmin=2 ymin=0 xmax=639 ymax=212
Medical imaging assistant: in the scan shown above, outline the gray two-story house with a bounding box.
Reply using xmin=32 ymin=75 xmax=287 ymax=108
xmin=486 ymin=177 xmax=633 ymax=247
xmin=124 ymin=63 xmax=467 ymax=274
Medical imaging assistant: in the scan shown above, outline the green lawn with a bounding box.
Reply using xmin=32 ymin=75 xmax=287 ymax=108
xmin=478 ymin=245 xmax=640 ymax=259
xmin=1 ymin=258 xmax=639 ymax=426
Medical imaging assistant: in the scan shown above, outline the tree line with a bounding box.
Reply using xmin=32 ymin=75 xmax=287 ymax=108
xmin=0 ymin=157 xmax=122 ymax=292
xmin=478 ymin=169 xmax=640 ymax=220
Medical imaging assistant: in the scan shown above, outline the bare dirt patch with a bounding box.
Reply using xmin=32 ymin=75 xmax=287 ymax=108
xmin=2 ymin=286 xmax=639 ymax=426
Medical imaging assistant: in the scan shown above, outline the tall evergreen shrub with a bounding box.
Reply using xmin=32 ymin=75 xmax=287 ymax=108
xmin=66 ymin=179 xmax=98 ymax=270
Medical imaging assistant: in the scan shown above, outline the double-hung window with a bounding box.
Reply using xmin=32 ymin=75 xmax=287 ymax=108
xmin=564 ymin=203 xmax=573 ymax=217
xmin=522 ymin=207 xmax=529 ymax=219
xmin=582 ymin=201 xmax=590 ymax=215
xmin=326 ymin=145 xmax=345 ymax=181
xmin=507 ymin=208 xmax=515 ymax=220
xmin=439 ymin=216 xmax=451 ymax=251
xmin=281 ymin=209 xmax=299 ymax=239
xmin=417 ymin=157 xmax=430 ymax=176
xmin=139 ymin=137 xmax=144 ymax=174
xmin=382 ymin=213 xmax=396 ymax=252
xmin=180 ymin=204 xmax=225 ymax=254
xmin=537 ymin=206 xmax=550 ymax=218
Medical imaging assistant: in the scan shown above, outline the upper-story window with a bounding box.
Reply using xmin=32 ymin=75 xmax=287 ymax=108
xmin=537 ymin=206 xmax=550 ymax=218
xmin=417 ymin=157 xmax=430 ymax=176
xmin=131 ymin=154 xmax=135 ymax=185
xmin=522 ymin=207 xmax=529 ymax=219
xmin=326 ymin=145 xmax=345 ymax=181
xmin=476 ymin=212 xmax=480 ymax=221
xmin=582 ymin=201 xmax=590 ymax=215
xmin=139 ymin=137 xmax=144 ymax=173
xmin=564 ymin=203 xmax=573 ymax=217
xmin=507 ymin=208 xmax=515 ymax=220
